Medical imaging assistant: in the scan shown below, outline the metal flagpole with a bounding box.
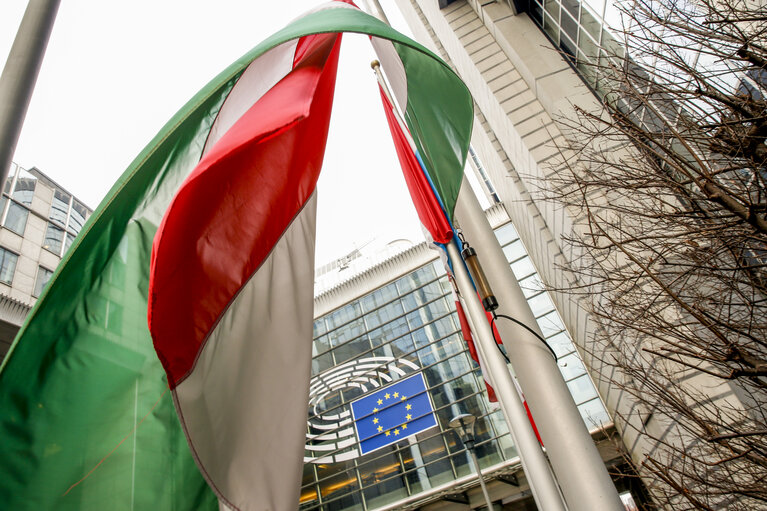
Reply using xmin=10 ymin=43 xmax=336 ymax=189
xmin=446 ymin=240 xmax=566 ymax=511
xmin=371 ymin=60 xmax=567 ymax=511
xmin=0 ymin=0 xmax=61 ymax=187
xmin=364 ymin=0 xmax=391 ymax=25
xmin=454 ymin=184 xmax=624 ymax=510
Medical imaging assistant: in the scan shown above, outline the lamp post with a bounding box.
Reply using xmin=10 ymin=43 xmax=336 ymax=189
xmin=449 ymin=413 xmax=495 ymax=510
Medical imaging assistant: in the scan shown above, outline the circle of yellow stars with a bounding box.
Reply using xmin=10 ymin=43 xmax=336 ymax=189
xmin=371 ymin=391 xmax=413 ymax=437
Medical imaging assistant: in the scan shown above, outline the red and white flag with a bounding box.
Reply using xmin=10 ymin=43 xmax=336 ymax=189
xmin=148 ymin=31 xmax=342 ymax=511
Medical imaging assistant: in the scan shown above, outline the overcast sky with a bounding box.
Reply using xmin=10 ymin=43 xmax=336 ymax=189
xmin=0 ymin=0 xmax=429 ymax=266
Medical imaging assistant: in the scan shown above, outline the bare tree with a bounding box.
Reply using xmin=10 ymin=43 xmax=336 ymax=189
xmin=543 ymin=0 xmax=767 ymax=508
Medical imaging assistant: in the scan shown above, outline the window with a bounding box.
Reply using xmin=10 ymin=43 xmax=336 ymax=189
xmin=13 ymin=168 xmax=37 ymax=206
xmin=4 ymin=201 xmax=29 ymax=235
xmin=0 ymin=248 xmax=18 ymax=285
xmin=44 ymin=223 xmax=64 ymax=255
xmin=33 ymin=266 xmax=53 ymax=297
xmin=68 ymin=201 xmax=87 ymax=235
xmin=49 ymin=189 xmax=70 ymax=226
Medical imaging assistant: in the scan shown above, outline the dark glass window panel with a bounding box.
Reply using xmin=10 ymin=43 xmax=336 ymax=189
xmin=4 ymin=201 xmax=28 ymax=235
xmin=359 ymin=450 xmax=408 ymax=508
xmin=561 ymin=9 xmax=578 ymax=43
xmin=402 ymin=434 xmax=454 ymax=492
xmin=395 ymin=265 xmax=437 ymax=295
xmin=562 ymin=0 xmax=579 ymax=18
xmin=368 ymin=317 xmax=409 ymax=347
xmin=361 ymin=283 xmax=398 ymax=313
xmin=326 ymin=302 xmax=362 ymax=330
xmin=365 ymin=300 xmax=404 ymax=331
xmin=0 ymin=248 xmax=18 ymax=284
xmin=341 ymin=386 xmax=364 ymax=404
xmin=402 ymin=281 xmax=445 ymax=313
xmin=43 ymin=222 xmax=64 ymax=254
xmin=579 ymin=33 xmax=598 ymax=67
xmin=300 ymin=465 xmax=320 ymax=509
xmin=406 ymin=298 xmax=450 ymax=330
xmin=314 ymin=334 xmax=332 ymax=355
xmin=33 ymin=266 xmax=53 ymax=297
xmin=68 ymin=201 xmax=87 ymax=234
xmin=493 ymin=222 xmax=519 ymax=246
xmin=417 ymin=335 xmax=466 ymax=367
xmin=311 ymin=352 xmax=334 ymax=376
xmin=49 ymin=189 xmax=70 ymax=225
xmin=580 ymin=5 xmax=601 ymax=39
xmin=313 ymin=318 xmax=328 ymax=338
xmin=544 ymin=0 xmax=560 ymax=20
xmin=333 ymin=334 xmax=372 ymax=365
xmin=530 ymin=0 xmax=544 ymax=24
xmin=577 ymin=53 xmax=599 ymax=87
xmin=330 ymin=318 xmax=366 ymax=346
xmin=544 ymin=13 xmax=559 ymax=42
xmin=315 ymin=389 xmax=343 ymax=415
xmin=427 ymin=316 xmax=457 ymax=340
xmin=560 ymin=32 xmax=577 ymax=61
xmin=317 ymin=463 xmax=363 ymax=511
xmin=389 ymin=333 xmax=416 ymax=359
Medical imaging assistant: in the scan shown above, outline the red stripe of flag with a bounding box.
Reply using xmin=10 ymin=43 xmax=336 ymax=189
xmin=148 ymin=33 xmax=342 ymax=387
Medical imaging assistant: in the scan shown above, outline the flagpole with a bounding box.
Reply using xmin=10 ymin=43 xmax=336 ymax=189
xmin=372 ymin=60 xmax=567 ymax=511
xmin=0 ymin=0 xmax=61 ymax=187
xmin=446 ymin=240 xmax=566 ymax=511
xmin=454 ymin=184 xmax=625 ymax=510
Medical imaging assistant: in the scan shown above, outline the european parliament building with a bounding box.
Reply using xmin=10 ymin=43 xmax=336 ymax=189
xmin=300 ymin=205 xmax=638 ymax=510
xmin=300 ymin=0 xmax=752 ymax=509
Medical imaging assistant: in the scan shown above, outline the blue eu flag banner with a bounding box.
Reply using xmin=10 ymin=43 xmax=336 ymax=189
xmin=351 ymin=372 xmax=437 ymax=455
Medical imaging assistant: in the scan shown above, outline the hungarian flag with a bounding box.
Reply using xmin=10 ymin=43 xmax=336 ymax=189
xmin=0 ymin=2 xmax=472 ymax=510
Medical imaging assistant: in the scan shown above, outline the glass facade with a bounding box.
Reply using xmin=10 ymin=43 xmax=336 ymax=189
xmin=301 ymin=221 xmax=610 ymax=510
xmin=526 ymin=0 xmax=623 ymax=92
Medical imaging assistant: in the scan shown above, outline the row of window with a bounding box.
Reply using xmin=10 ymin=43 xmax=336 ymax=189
xmin=2 ymin=165 xmax=88 ymax=258
xmin=0 ymin=245 xmax=52 ymax=296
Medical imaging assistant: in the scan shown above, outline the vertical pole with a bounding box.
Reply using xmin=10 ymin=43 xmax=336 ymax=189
xmin=454 ymin=183 xmax=624 ymax=510
xmin=468 ymin=446 xmax=495 ymax=510
xmin=0 ymin=0 xmax=61 ymax=186
xmin=446 ymin=240 xmax=567 ymax=511
xmin=365 ymin=0 xmax=391 ymax=25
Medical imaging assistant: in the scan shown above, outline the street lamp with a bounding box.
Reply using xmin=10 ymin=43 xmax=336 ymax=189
xmin=449 ymin=413 xmax=495 ymax=510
